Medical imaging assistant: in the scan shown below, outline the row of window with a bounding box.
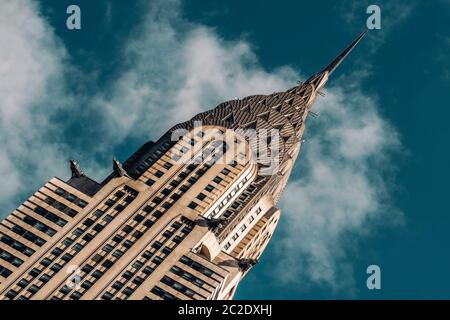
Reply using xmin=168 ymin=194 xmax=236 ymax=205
xmin=0 ymin=232 xmax=35 ymax=257
xmin=170 ymin=265 xmax=208 ymax=290
xmin=160 ymin=275 xmax=202 ymax=299
xmin=4 ymin=187 xmax=138 ymax=300
xmin=53 ymin=187 xmax=88 ymax=209
xmin=54 ymin=189 xmax=189 ymax=300
xmin=0 ymin=247 xmax=23 ymax=268
xmin=32 ymin=205 xmax=67 ymax=228
xmin=101 ymin=218 xmax=194 ymax=300
xmin=223 ymin=207 xmax=262 ymax=251
xmin=20 ymin=214 xmax=56 ymax=237
xmin=43 ymin=197 xmax=79 ymax=218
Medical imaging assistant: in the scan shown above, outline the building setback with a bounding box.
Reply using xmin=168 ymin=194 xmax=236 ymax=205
xmin=0 ymin=31 xmax=365 ymax=300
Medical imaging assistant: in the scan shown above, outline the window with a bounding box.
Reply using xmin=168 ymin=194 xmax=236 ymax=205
xmin=115 ymin=204 xmax=125 ymax=212
xmin=213 ymin=176 xmax=222 ymax=184
xmin=143 ymin=266 xmax=154 ymax=275
xmin=51 ymin=263 xmax=62 ymax=272
xmin=39 ymin=274 xmax=51 ymax=283
xmin=40 ymin=258 xmax=52 ymax=267
xmin=102 ymin=292 xmax=113 ymax=300
xmin=83 ymin=218 xmax=94 ymax=227
xmin=145 ymin=179 xmax=155 ymax=187
xmin=205 ymin=184 xmax=214 ymax=192
xmin=154 ymin=170 xmax=164 ymax=178
xmin=113 ymin=281 xmax=124 ymax=290
xmin=55 ymin=188 xmax=65 ymax=196
xmin=142 ymin=250 xmax=153 ymax=260
xmin=78 ymin=200 xmax=88 ymax=208
xmin=144 ymin=220 xmax=154 ymax=228
xmin=163 ymin=162 xmax=173 ymax=170
xmin=82 ymin=264 xmax=94 ymax=273
xmin=188 ymin=202 xmax=198 ymax=210
xmin=224 ymin=242 xmax=231 ymax=250
xmin=196 ymin=193 xmax=206 ymax=201
xmin=73 ymin=243 xmax=83 ymax=252
xmin=73 ymin=228 xmax=84 ymax=237
xmin=103 ymin=215 xmax=113 ymax=223
xmin=18 ymin=279 xmax=30 ymax=288
xmin=113 ymin=250 xmax=124 ymax=259
xmin=132 ymin=260 xmax=144 ymax=269
xmin=92 ymin=270 xmax=103 ymax=279
xmin=221 ymin=168 xmax=231 ymax=175
xmin=103 ymin=244 xmax=113 ymax=253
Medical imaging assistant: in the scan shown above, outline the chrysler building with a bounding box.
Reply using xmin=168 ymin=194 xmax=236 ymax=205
xmin=0 ymin=31 xmax=365 ymax=300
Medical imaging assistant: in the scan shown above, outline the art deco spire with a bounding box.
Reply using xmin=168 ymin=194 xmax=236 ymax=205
xmin=305 ymin=30 xmax=367 ymax=91
xmin=323 ymin=29 xmax=367 ymax=76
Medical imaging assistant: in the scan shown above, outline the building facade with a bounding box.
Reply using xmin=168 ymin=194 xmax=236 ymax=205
xmin=0 ymin=32 xmax=365 ymax=300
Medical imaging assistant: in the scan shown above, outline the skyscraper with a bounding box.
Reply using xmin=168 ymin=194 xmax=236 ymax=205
xmin=0 ymin=31 xmax=365 ymax=300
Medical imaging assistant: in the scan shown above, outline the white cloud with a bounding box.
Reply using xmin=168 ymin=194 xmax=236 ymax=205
xmin=274 ymin=85 xmax=402 ymax=291
xmin=95 ymin=1 xmax=297 ymax=139
xmin=0 ymin=0 xmax=69 ymax=213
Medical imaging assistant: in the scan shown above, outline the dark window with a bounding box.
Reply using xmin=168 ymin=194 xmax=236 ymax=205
xmin=92 ymin=270 xmax=103 ymax=279
xmin=144 ymin=220 xmax=154 ymax=228
xmin=83 ymin=233 xmax=94 ymax=243
xmin=61 ymin=253 xmax=73 ymax=262
xmin=83 ymin=218 xmax=94 ymax=227
xmin=102 ymin=292 xmax=113 ymax=300
xmin=73 ymin=228 xmax=84 ymax=237
xmin=93 ymin=224 xmax=104 ymax=233
xmin=132 ymin=260 xmax=144 ymax=269
xmin=123 ymin=240 xmax=134 ymax=249
xmin=153 ymin=211 xmax=163 ymax=219
xmin=105 ymin=199 xmax=116 ymax=207
xmin=73 ymin=243 xmax=83 ymax=252
xmin=115 ymin=204 xmax=125 ymax=212
xmin=113 ymin=250 xmax=124 ymax=259
xmin=113 ymin=281 xmax=124 ymax=290
xmin=102 ymin=259 xmax=114 ymax=269
xmin=29 ymin=268 xmax=41 ymax=277
xmin=18 ymin=278 xmax=30 ymax=288
xmin=40 ymin=258 xmax=52 ymax=267
xmin=196 ymin=193 xmax=206 ymax=201
xmin=103 ymin=215 xmax=113 ymax=223
xmin=103 ymin=244 xmax=113 ymax=253
xmin=82 ymin=265 xmax=94 ymax=273
xmin=51 ymin=263 xmax=62 ymax=272
xmin=142 ymin=251 xmax=153 ymax=260
xmin=188 ymin=202 xmax=198 ymax=210
xmin=163 ymin=162 xmax=172 ymax=170
xmin=123 ymin=287 xmax=134 ymax=296
xmin=142 ymin=266 xmax=154 ymax=275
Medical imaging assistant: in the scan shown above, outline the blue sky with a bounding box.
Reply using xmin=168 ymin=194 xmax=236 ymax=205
xmin=0 ymin=0 xmax=449 ymax=299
